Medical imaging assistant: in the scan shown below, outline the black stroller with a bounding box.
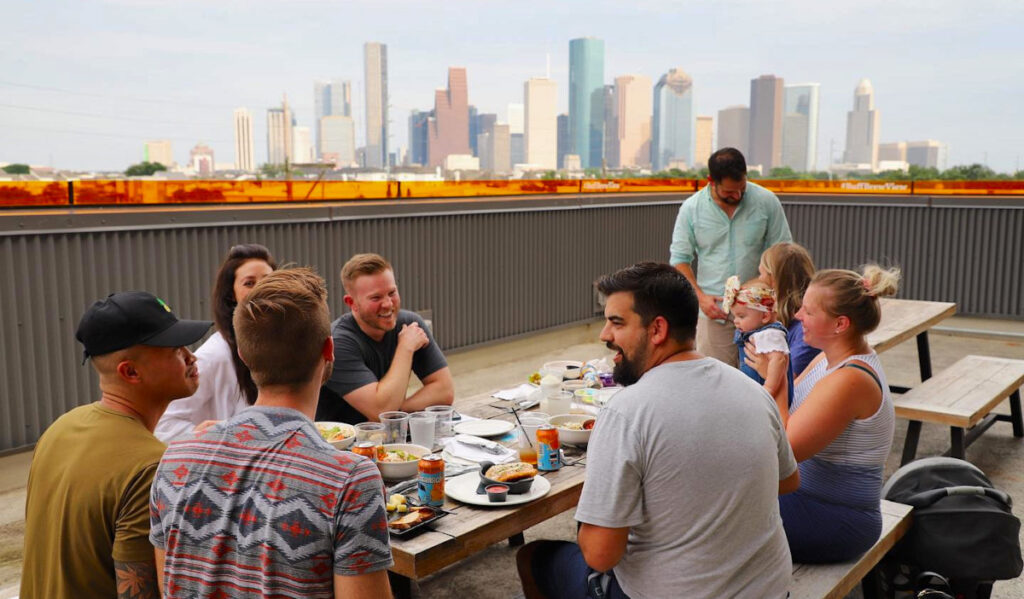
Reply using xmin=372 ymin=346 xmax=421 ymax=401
xmin=866 ymin=457 xmax=1023 ymax=599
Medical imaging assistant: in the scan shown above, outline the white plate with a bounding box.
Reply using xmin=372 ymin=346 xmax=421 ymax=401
xmin=444 ymin=472 xmax=551 ymax=506
xmin=453 ymin=419 xmax=515 ymax=438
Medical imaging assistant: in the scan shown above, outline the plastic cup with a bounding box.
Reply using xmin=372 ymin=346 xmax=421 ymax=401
xmin=379 ymin=411 xmax=410 ymax=444
xmin=409 ymin=411 xmax=436 ymax=449
xmin=542 ymin=390 xmax=573 ymax=416
xmin=426 ymin=405 xmax=455 ymax=439
xmin=354 ymin=422 xmax=386 ymax=457
xmin=519 ymin=415 xmax=550 ymax=445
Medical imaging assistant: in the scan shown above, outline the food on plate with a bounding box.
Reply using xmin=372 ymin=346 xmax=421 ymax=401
xmin=389 ymin=494 xmax=407 ymax=505
xmin=386 ymin=494 xmax=410 ymax=513
xmin=528 ymin=372 xmax=542 ymax=385
xmin=316 ymin=423 xmax=354 ymax=443
xmin=557 ymin=419 xmax=596 ymax=431
xmin=389 ymin=507 xmax=436 ymax=530
xmin=484 ymin=462 xmax=538 ymax=483
xmin=380 ymin=449 xmax=419 ymax=463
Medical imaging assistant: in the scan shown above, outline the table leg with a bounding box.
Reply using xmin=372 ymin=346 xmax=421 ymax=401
xmin=508 ymin=532 xmax=525 ymax=547
xmin=389 ymin=572 xmax=413 ymax=599
xmin=1010 ymin=390 xmax=1023 ymax=438
xmin=950 ymin=427 xmax=966 ymax=460
xmin=915 ymin=332 xmax=933 ymax=381
xmin=901 ymin=421 xmax=922 ymax=466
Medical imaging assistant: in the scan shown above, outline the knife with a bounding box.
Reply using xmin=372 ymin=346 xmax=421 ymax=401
xmin=454 ymin=434 xmax=506 ymax=454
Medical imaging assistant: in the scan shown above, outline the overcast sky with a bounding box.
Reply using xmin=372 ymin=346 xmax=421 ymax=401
xmin=2 ymin=0 xmax=1022 ymax=173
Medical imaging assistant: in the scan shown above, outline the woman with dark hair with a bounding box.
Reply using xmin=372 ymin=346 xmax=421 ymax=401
xmin=155 ymin=244 xmax=276 ymax=441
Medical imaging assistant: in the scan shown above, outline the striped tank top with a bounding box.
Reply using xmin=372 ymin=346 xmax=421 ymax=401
xmin=792 ymin=352 xmax=895 ymax=508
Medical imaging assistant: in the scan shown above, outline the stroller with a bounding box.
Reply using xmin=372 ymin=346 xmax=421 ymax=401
xmin=866 ymin=457 xmax=1023 ymax=599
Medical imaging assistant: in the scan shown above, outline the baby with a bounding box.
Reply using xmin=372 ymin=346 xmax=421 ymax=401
xmin=723 ymin=275 xmax=792 ymax=419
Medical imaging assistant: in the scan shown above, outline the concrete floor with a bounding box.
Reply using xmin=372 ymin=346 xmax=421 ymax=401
xmin=1 ymin=317 xmax=1023 ymax=598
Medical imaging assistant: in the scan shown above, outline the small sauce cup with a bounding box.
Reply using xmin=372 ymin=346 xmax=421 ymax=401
xmin=485 ymin=484 xmax=509 ymax=502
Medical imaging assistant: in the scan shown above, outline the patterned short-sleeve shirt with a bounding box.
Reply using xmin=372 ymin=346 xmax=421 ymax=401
xmin=150 ymin=406 xmax=392 ymax=598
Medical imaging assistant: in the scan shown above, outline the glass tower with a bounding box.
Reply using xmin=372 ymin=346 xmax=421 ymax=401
xmin=652 ymin=68 xmax=694 ymax=171
xmin=569 ymin=37 xmax=605 ymax=169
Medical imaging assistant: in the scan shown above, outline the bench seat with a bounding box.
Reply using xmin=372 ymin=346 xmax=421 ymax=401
xmin=893 ymin=355 xmax=1024 ymax=464
xmin=791 ymin=500 xmax=913 ymax=599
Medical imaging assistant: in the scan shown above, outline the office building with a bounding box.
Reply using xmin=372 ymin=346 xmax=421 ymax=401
xmin=292 ymin=126 xmax=313 ymax=164
xmin=478 ymin=122 xmax=511 ymax=174
xmin=602 ymin=84 xmax=616 ymax=169
xmin=320 ymin=115 xmax=356 ymax=167
xmin=408 ymin=110 xmax=432 ymax=167
xmin=652 ymin=68 xmax=694 ymax=171
xmin=906 ymin=140 xmax=948 ymax=170
xmin=468 ymin=106 xmax=479 ymax=156
xmin=612 ymin=74 xmax=652 ymax=169
xmin=232 ymin=108 xmax=254 ymax=172
xmin=557 ymin=113 xmax=569 ymax=169
xmin=781 ymin=83 xmax=820 ymax=172
xmin=266 ymin=96 xmax=293 ymax=165
xmin=314 ymin=79 xmax=351 ymax=159
xmin=717 ymin=105 xmax=749 ymax=156
xmin=569 ymin=37 xmax=605 ymax=168
xmin=694 ymin=115 xmax=713 ymax=169
xmin=878 ymin=142 xmax=907 ymax=162
xmin=524 ymin=77 xmax=558 ymax=170
xmin=364 ymin=42 xmax=389 ymax=169
xmin=843 ymin=78 xmax=881 ymax=170
xmin=144 ymin=140 xmax=173 ymax=168
xmin=748 ymin=74 xmax=784 ymax=171
xmin=189 ymin=143 xmax=214 ymax=176
xmin=428 ymin=67 xmax=471 ymax=168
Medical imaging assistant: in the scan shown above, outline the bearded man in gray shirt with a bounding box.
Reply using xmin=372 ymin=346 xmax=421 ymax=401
xmin=518 ymin=262 xmax=800 ymax=599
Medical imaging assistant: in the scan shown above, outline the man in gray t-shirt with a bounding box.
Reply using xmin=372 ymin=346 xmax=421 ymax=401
xmin=517 ymin=262 xmax=799 ymax=599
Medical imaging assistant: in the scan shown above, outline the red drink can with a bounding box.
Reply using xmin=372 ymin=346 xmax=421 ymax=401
xmin=418 ymin=454 xmax=446 ymax=507
xmin=352 ymin=441 xmax=378 ymax=463
xmin=536 ymin=425 xmax=562 ymax=471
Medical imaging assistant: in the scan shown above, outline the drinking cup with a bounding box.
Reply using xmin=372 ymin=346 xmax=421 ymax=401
xmin=409 ymin=411 xmax=436 ymax=449
xmin=542 ymin=390 xmax=573 ymax=416
xmin=354 ymin=422 xmax=386 ymax=452
xmin=379 ymin=411 xmax=410 ymax=444
xmin=426 ymin=405 xmax=455 ymax=439
xmin=519 ymin=415 xmax=549 ymax=445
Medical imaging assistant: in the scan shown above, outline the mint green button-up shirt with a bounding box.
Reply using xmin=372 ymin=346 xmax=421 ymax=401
xmin=669 ymin=181 xmax=792 ymax=296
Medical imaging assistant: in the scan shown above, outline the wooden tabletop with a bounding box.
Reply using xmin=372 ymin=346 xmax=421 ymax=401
xmin=388 ymin=391 xmax=587 ymax=580
xmin=867 ymin=298 xmax=956 ymax=354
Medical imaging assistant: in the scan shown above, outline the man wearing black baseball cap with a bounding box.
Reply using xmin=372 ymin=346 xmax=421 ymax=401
xmin=20 ymin=291 xmax=211 ymax=599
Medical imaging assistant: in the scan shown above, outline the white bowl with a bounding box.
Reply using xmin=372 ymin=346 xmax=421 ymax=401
xmin=315 ymin=421 xmax=356 ymax=450
xmin=543 ymin=360 xmax=583 ymax=380
xmin=377 ymin=443 xmax=431 ymax=480
xmin=547 ymin=414 xmax=596 ymax=446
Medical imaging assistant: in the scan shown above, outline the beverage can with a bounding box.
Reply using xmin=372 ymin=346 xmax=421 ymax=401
xmin=536 ymin=425 xmax=562 ymax=471
xmin=352 ymin=441 xmax=377 ymax=463
xmin=418 ymin=454 xmax=446 ymax=507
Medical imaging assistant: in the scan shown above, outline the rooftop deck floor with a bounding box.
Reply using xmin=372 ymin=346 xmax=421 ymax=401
xmin=1 ymin=316 xmax=1022 ymax=598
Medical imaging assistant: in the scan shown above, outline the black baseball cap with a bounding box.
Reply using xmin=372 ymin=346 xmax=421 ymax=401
xmin=75 ymin=291 xmax=212 ymax=360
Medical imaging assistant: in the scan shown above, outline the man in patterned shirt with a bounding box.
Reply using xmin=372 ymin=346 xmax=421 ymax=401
xmin=150 ymin=268 xmax=393 ymax=598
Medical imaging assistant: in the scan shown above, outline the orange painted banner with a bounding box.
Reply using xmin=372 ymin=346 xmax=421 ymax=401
xmin=750 ymin=179 xmax=913 ymax=194
xmin=398 ymin=179 xmax=579 ymax=199
xmin=580 ymin=179 xmax=697 ymax=194
xmin=0 ymin=181 xmax=69 ymax=207
xmin=72 ymin=180 xmax=397 ymax=205
xmin=912 ymin=180 xmax=1024 ymax=195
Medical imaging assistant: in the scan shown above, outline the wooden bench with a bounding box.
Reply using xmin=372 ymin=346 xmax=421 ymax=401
xmin=893 ymin=355 xmax=1024 ymax=465
xmin=791 ymin=500 xmax=913 ymax=599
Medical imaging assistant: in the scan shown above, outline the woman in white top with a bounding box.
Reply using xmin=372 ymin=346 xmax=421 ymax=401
xmin=155 ymin=244 xmax=276 ymax=442
xmin=777 ymin=264 xmax=900 ymax=563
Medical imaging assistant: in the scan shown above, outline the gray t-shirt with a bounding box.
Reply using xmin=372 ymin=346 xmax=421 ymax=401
xmin=576 ymin=358 xmax=797 ymax=599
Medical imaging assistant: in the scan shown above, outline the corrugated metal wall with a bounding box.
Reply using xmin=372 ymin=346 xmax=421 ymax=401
xmin=1 ymin=193 xmax=1022 ymax=451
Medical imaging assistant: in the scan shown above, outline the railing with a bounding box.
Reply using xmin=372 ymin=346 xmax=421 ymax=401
xmin=3 ymin=178 xmax=1024 ymax=208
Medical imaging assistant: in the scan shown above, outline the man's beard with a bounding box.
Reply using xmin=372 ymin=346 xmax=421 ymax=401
xmin=608 ymin=337 xmax=648 ymax=387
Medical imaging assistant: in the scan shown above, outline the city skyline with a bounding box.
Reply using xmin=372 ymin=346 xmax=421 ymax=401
xmin=1 ymin=0 xmax=1022 ymax=173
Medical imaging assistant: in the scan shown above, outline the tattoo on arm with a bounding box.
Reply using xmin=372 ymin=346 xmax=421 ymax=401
xmin=114 ymin=559 xmax=161 ymax=599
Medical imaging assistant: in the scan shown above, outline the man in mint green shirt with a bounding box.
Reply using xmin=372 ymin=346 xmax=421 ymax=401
xmin=670 ymin=148 xmax=792 ymax=366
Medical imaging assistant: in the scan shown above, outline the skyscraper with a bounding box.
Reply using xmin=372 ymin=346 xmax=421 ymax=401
xmin=568 ymin=37 xmax=605 ymax=169
xmin=507 ymin=103 xmax=525 ymax=165
xmin=613 ymin=74 xmax=653 ymax=169
xmin=428 ymin=67 xmax=471 ymax=168
xmin=266 ymin=95 xmax=293 ymax=166
xmin=694 ymin=116 xmax=713 ymax=169
xmin=364 ymin=42 xmax=388 ymax=169
xmin=189 ymin=143 xmax=214 ymax=176
xmin=906 ymin=140 xmax=948 ymax=170
xmin=232 ymin=108 xmax=254 ymax=172
xmin=408 ymin=110 xmax=432 ymax=167
xmin=144 ymin=140 xmax=173 ymax=168
xmin=651 ymin=68 xmax=694 ymax=171
xmin=557 ymin=113 xmax=570 ymax=169
xmin=748 ymin=74 xmax=784 ymax=171
xmin=320 ymin=116 xmax=356 ymax=167
xmin=781 ymin=83 xmax=820 ymax=172
xmin=843 ymin=78 xmax=881 ymax=170
xmin=717 ymin=106 xmax=749 ymax=155
xmin=602 ymin=84 xmax=616 ymax=169
xmin=524 ymin=77 xmax=558 ymax=169
xmin=314 ymin=79 xmax=351 ymax=159
xmin=292 ymin=126 xmax=314 ymax=164
xmin=468 ymin=105 xmax=479 ymax=156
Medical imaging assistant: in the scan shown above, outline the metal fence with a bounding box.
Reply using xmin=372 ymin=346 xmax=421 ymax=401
xmin=1 ymin=192 xmax=1021 ymax=451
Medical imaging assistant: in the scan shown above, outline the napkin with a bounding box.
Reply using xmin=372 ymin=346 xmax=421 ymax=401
xmin=444 ymin=436 xmax=517 ymax=464
xmin=492 ymin=383 xmax=538 ymax=401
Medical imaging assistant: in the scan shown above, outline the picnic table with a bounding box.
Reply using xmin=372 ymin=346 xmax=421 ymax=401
xmin=387 ymin=392 xmax=587 ymax=599
xmin=867 ymin=297 xmax=956 ymax=386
